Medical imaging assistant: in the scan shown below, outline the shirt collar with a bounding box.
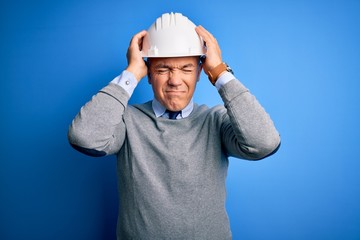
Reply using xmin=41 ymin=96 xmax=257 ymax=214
xmin=152 ymin=98 xmax=194 ymax=119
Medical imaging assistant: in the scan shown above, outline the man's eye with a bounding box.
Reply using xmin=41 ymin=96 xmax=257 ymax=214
xmin=156 ymin=68 xmax=170 ymax=74
xmin=182 ymin=68 xmax=195 ymax=74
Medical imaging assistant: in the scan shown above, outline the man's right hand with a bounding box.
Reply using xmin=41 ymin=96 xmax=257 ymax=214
xmin=126 ymin=30 xmax=148 ymax=82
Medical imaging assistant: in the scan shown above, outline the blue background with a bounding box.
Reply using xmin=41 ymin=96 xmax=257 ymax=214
xmin=1 ymin=0 xmax=360 ymax=239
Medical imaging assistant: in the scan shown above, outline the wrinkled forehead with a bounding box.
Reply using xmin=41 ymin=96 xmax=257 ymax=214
xmin=147 ymin=56 xmax=200 ymax=67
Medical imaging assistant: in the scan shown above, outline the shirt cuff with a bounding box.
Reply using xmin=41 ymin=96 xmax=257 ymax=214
xmin=214 ymin=71 xmax=236 ymax=90
xmin=110 ymin=70 xmax=138 ymax=96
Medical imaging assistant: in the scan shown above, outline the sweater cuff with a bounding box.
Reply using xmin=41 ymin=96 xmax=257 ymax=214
xmin=218 ymin=79 xmax=249 ymax=102
xmin=99 ymin=83 xmax=130 ymax=108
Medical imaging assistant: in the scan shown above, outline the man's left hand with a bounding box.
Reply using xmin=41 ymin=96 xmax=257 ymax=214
xmin=195 ymin=25 xmax=223 ymax=75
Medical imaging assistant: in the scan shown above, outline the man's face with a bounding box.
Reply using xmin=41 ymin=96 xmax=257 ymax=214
xmin=148 ymin=56 xmax=202 ymax=111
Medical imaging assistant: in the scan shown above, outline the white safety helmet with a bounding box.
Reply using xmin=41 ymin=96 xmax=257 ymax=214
xmin=141 ymin=12 xmax=205 ymax=58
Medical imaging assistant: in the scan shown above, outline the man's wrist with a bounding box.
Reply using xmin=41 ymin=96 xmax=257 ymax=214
xmin=206 ymin=62 xmax=233 ymax=85
xmin=125 ymin=66 xmax=142 ymax=82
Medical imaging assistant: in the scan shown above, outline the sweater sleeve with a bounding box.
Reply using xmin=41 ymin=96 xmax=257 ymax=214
xmin=218 ymin=79 xmax=281 ymax=160
xmin=68 ymin=83 xmax=129 ymax=157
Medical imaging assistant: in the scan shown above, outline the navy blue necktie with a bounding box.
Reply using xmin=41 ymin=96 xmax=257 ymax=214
xmin=167 ymin=110 xmax=181 ymax=120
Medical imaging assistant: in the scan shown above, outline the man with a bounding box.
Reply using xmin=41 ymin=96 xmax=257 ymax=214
xmin=68 ymin=13 xmax=280 ymax=240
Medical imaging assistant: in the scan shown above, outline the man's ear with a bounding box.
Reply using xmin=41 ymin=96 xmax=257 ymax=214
xmin=148 ymin=71 xmax=152 ymax=84
xmin=146 ymin=59 xmax=152 ymax=84
xmin=196 ymin=64 xmax=203 ymax=82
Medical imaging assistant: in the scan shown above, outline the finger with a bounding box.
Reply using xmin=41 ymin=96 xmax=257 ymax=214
xmin=196 ymin=25 xmax=216 ymax=43
xmin=196 ymin=26 xmax=220 ymax=56
xmin=129 ymin=30 xmax=147 ymax=49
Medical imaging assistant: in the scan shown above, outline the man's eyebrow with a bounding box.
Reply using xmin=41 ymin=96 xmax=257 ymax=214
xmin=154 ymin=63 xmax=196 ymax=68
xmin=181 ymin=63 xmax=196 ymax=68
xmin=154 ymin=63 xmax=171 ymax=69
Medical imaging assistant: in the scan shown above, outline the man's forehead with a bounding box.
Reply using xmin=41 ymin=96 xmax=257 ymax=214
xmin=148 ymin=56 xmax=199 ymax=66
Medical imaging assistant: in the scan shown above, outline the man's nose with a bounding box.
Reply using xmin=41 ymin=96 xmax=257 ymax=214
xmin=168 ymin=70 xmax=182 ymax=86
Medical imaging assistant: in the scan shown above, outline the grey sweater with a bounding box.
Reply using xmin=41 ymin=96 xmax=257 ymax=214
xmin=68 ymin=79 xmax=280 ymax=239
